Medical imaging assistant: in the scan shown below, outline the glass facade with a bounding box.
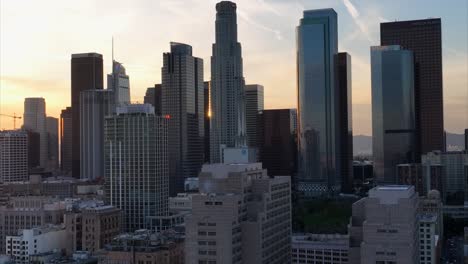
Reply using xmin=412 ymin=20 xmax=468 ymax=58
xmin=371 ymin=45 xmax=416 ymax=184
xmin=296 ymin=9 xmax=339 ymax=196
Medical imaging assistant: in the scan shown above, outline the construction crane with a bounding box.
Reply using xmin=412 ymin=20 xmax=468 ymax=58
xmin=0 ymin=113 xmax=22 ymax=129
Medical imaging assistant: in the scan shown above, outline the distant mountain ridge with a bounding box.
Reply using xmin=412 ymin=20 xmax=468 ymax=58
xmin=352 ymin=132 xmax=466 ymax=156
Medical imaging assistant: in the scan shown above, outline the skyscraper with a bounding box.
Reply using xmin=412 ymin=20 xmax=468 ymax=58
xmin=107 ymin=60 xmax=130 ymax=106
xmin=210 ymin=1 xmax=246 ymax=163
xmin=46 ymin=116 xmax=59 ymax=170
xmin=257 ymin=109 xmax=297 ymax=177
xmin=60 ymin=107 xmax=72 ymax=174
xmin=162 ymin=42 xmax=204 ymax=195
xmin=71 ymin=53 xmax=104 ymax=178
xmin=245 ymin=84 xmax=264 ymax=148
xmin=104 ymin=104 xmax=168 ymax=232
xmin=371 ymin=45 xmax=416 ymax=184
xmin=143 ymin=84 xmax=162 ymax=115
xmin=381 ymin=18 xmax=444 ymax=155
xmin=335 ymin=52 xmax=354 ymax=193
xmin=80 ymin=89 xmax=114 ymax=180
xmin=465 ymin=129 xmax=468 ymax=151
xmin=296 ymin=9 xmax=340 ymax=196
xmin=23 ymin=97 xmax=47 ymax=168
xmin=204 ymin=81 xmax=210 ymax=163
xmin=0 ymin=130 xmax=28 ymax=182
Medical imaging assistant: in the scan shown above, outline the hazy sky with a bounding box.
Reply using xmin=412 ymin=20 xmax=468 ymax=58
xmin=0 ymin=0 xmax=467 ymax=135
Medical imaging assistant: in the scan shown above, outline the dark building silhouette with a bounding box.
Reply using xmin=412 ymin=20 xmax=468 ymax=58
xmin=381 ymin=18 xmax=444 ymax=156
xmin=60 ymin=107 xmax=72 ymax=174
xmin=335 ymin=52 xmax=353 ymax=193
xmin=26 ymin=130 xmax=40 ymax=170
xmin=162 ymin=42 xmax=204 ymax=196
xmin=258 ymin=109 xmax=297 ymax=178
xmin=465 ymin=129 xmax=468 ymax=151
xmin=144 ymin=84 xmax=162 ymax=115
xmin=204 ymin=81 xmax=210 ymax=163
xmin=71 ymin=53 xmax=103 ymax=178
xmin=245 ymin=84 xmax=264 ymax=148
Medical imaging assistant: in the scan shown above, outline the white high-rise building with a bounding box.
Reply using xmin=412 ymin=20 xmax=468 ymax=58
xmin=348 ymin=185 xmax=419 ymax=264
xmin=210 ymin=1 xmax=246 ymax=163
xmin=104 ymin=104 xmax=168 ymax=232
xmin=0 ymin=130 xmax=28 ymax=182
xmin=80 ymin=89 xmax=114 ymax=180
xmin=23 ymin=97 xmax=47 ymax=168
xmin=185 ymin=162 xmax=291 ymax=264
xmin=107 ymin=60 xmax=130 ymax=106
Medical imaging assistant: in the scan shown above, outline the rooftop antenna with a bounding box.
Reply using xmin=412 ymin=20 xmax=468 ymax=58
xmin=112 ymin=36 xmax=114 ymax=62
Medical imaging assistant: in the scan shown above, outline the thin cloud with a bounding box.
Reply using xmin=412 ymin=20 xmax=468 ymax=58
xmin=342 ymin=0 xmax=372 ymax=42
xmin=237 ymin=8 xmax=283 ymax=40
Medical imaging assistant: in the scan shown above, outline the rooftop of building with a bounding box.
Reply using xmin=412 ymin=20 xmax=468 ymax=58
xmin=201 ymin=162 xmax=263 ymax=178
xmin=380 ymin=18 xmax=441 ymax=27
xmin=303 ymin=8 xmax=337 ymax=17
xmin=71 ymin=52 xmax=102 ymax=59
xmin=368 ymin=185 xmax=416 ymax=204
xmin=292 ymin=233 xmax=349 ymax=249
xmin=419 ymin=213 xmax=438 ymax=223
xmin=105 ymin=229 xmax=183 ymax=252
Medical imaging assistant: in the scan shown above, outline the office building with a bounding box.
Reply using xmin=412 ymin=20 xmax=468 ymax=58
xmin=60 ymin=107 xmax=73 ymax=174
xmin=422 ymin=151 xmax=468 ymax=204
xmin=257 ymin=109 xmax=297 ymax=177
xmin=418 ymin=214 xmax=441 ymax=264
xmin=46 ymin=117 xmax=59 ymax=170
xmin=0 ymin=130 xmax=28 ymax=182
xmin=210 ymin=1 xmax=247 ymax=163
xmin=80 ymin=89 xmax=114 ymax=180
xmin=371 ymin=45 xmax=416 ymax=184
xmin=291 ymin=234 xmax=349 ymax=264
xmin=397 ymin=163 xmax=443 ymax=197
xmin=143 ymin=84 xmax=162 ymax=115
xmin=23 ymin=97 xmax=47 ymax=168
xmin=104 ymin=104 xmax=169 ymax=232
xmin=348 ymin=186 xmax=419 ymax=264
xmin=420 ymin=190 xmax=444 ymax=240
xmin=245 ymin=84 xmax=264 ymax=148
xmin=0 ymin=196 xmax=65 ymax=253
xmin=64 ymin=204 xmax=121 ymax=254
xmin=71 ymin=53 xmax=104 ymax=178
xmin=101 ymin=230 xmax=184 ymax=264
xmin=185 ymin=163 xmax=291 ymax=264
xmin=296 ymin=9 xmax=340 ymax=196
xmin=204 ymin=81 xmax=210 ymax=163
xmin=5 ymin=225 xmax=69 ymax=264
xmin=335 ymin=52 xmax=353 ymax=193
xmin=26 ymin=130 xmax=40 ymax=170
xmin=381 ymin=18 xmax=444 ymax=155
xmin=465 ymin=129 xmax=468 ymax=151
xmin=162 ymin=42 xmax=204 ymax=195
xmin=107 ymin=60 xmax=130 ymax=106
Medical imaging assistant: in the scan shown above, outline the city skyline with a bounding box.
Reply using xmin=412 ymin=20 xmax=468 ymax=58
xmin=0 ymin=0 xmax=467 ymax=136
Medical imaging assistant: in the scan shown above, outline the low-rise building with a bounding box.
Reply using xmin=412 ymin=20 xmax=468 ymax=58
xmin=101 ymin=229 xmax=184 ymax=264
xmin=64 ymin=201 xmax=121 ymax=254
xmin=292 ymin=234 xmax=349 ymax=263
xmin=0 ymin=196 xmax=65 ymax=253
xmin=5 ymin=225 xmax=68 ymax=264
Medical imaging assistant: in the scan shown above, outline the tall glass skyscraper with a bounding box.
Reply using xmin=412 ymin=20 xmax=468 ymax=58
xmin=107 ymin=60 xmax=130 ymax=106
xmin=210 ymin=1 xmax=246 ymax=163
xmin=381 ymin=19 xmax=444 ymax=156
xmin=296 ymin=9 xmax=340 ymax=196
xmin=162 ymin=42 xmax=204 ymax=195
xmin=371 ymin=45 xmax=416 ymax=184
xmin=23 ymin=97 xmax=47 ymax=168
